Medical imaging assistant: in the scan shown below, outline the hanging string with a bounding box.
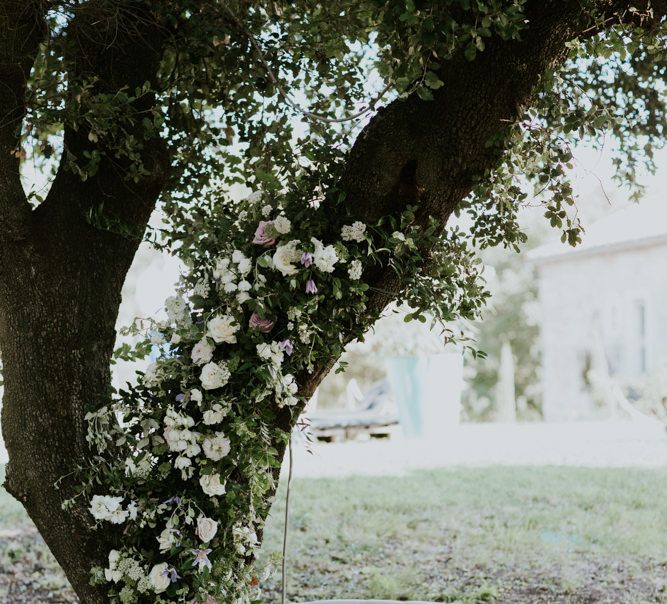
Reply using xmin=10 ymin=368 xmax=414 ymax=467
xmin=281 ymin=437 xmax=294 ymax=604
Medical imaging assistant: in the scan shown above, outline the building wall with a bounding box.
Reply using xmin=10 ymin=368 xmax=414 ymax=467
xmin=537 ymin=241 xmax=667 ymax=420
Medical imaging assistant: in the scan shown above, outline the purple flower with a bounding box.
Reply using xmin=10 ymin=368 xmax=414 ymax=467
xmin=249 ymin=312 xmax=274 ymax=333
xmin=278 ymin=339 xmax=293 ymax=356
xmin=175 ymin=393 xmax=185 ymax=403
xmin=300 ymin=252 xmax=314 ymax=267
xmin=163 ymin=496 xmax=181 ymax=506
xmin=521 ymin=116 xmax=541 ymax=131
xmin=192 ymin=548 xmax=213 ymax=572
xmin=305 ymin=278 xmax=317 ymax=295
xmin=252 ymin=221 xmax=276 ymax=247
xmin=162 ymin=566 xmax=181 ymax=583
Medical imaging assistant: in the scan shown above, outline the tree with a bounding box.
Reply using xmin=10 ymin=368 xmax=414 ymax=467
xmin=0 ymin=1 xmax=664 ymax=602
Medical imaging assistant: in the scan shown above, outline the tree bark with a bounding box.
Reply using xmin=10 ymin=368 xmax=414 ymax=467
xmin=0 ymin=1 xmax=664 ymax=603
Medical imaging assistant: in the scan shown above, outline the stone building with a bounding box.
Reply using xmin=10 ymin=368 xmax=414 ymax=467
xmin=530 ymin=197 xmax=667 ymax=420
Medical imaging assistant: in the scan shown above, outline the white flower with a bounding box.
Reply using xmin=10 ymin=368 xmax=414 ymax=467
xmin=272 ymin=240 xmax=301 ymax=276
xmin=89 ymin=495 xmax=128 ymax=524
xmin=213 ymin=257 xmax=231 ymax=280
xmin=261 ymin=204 xmax=272 ymax=217
xmin=165 ymin=295 xmax=190 ymax=325
xmin=200 ymin=473 xmax=226 ymax=496
xmin=196 ymin=516 xmax=219 ymax=543
xmin=203 ymin=404 xmax=227 ymax=425
xmin=200 ymin=361 xmax=231 ymax=390
xmin=193 ymin=278 xmax=210 ymax=298
xmin=148 ymin=563 xmax=171 ymax=593
xmin=127 ymin=501 xmax=138 ymax=521
xmin=104 ymin=550 xmax=122 ymax=583
xmin=273 ymin=215 xmax=291 ymax=235
xmin=170 ymin=333 xmax=181 ymax=345
xmin=238 ymin=280 xmax=251 ymax=292
xmin=348 ymin=259 xmax=363 ymax=280
xmin=203 ymin=432 xmax=231 ymax=461
xmin=143 ymin=362 xmax=161 ymax=388
xmin=206 ymin=314 xmax=238 ymax=344
xmin=190 ymin=389 xmax=203 ymax=404
xmin=247 ymin=191 xmax=263 ymax=204
xmin=174 ymin=456 xmax=191 ymax=470
xmin=157 ymin=528 xmax=178 ymax=553
xmin=236 ymin=291 xmax=251 ymax=304
xmin=232 ymin=249 xmax=246 ymax=264
xmin=392 ymin=231 xmax=406 ymax=241
xmin=237 ymin=257 xmax=252 ymax=275
xmin=191 ymin=338 xmax=214 ymax=365
xmin=256 ymin=343 xmax=272 ymax=360
xmin=341 ymin=221 xmax=366 ymax=242
xmin=311 ymin=237 xmax=338 ymax=273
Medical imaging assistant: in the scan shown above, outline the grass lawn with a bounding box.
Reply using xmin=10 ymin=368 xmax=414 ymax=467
xmin=2 ymin=466 xmax=667 ymax=603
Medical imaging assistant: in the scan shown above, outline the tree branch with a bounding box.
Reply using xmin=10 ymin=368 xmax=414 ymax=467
xmin=34 ymin=1 xmax=170 ymax=253
xmin=339 ymin=0 xmax=667 ymax=314
xmin=0 ymin=0 xmax=46 ymax=242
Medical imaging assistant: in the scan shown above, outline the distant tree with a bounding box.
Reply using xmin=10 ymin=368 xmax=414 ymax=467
xmin=0 ymin=1 xmax=665 ymax=602
xmin=464 ymin=246 xmax=542 ymax=421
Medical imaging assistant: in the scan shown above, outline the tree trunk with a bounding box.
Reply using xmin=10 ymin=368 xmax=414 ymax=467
xmin=0 ymin=207 xmax=148 ymax=602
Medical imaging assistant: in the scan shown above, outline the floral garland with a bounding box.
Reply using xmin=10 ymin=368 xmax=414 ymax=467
xmin=72 ymin=175 xmax=484 ymax=603
xmin=74 ymin=188 xmax=405 ymax=604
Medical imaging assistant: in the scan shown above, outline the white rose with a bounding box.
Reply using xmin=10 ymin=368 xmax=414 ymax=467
xmin=272 ymin=240 xmax=301 ymax=276
xmin=191 ymin=338 xmax=214 ymax=365
xmin=157 ymin=528 xmax=178 ymax=553
xmin=206 ymin=315 xmax=238 ymax=344
xmin=148 ymin=562 xmax=171 ymax=593
xmin=165 ymin=295 xmax=190 ymax=325
xmin=200 ymin=361 xmax=230 ymax=390
xmin=196 ymin=516 xmax=219 ymax=543
xmin=273 ymin=215 xmax=291 ymax=234
xmin=200 ymin=473 xmax=226 ymax=497
xmin=203 ymin=432 xmax=231 ymax=461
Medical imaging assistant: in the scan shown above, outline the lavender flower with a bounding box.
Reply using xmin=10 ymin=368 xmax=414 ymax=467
xmin=175 ymin=393 xmax=185 ymax=403
xmin=161 ymin=566 xmax=181 ymax=583
xmin=191 ymin=548 xmax=213 ymax=572
xmin=249 ymin=312 xmax=274 ymax=333
xmin=300 ymin=252 xmax=314 ymax=267
xmin=305 ymin=278 xmax=317 ymax=295
xmin=278 ymin=339 xmax=293 ymax=356
xmin=163 ymin=496 xmax=181 ymax=506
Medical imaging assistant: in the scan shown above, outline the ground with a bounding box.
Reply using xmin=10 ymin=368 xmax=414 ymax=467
xmin=2 ymin=463 xmax=667 ymax=603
